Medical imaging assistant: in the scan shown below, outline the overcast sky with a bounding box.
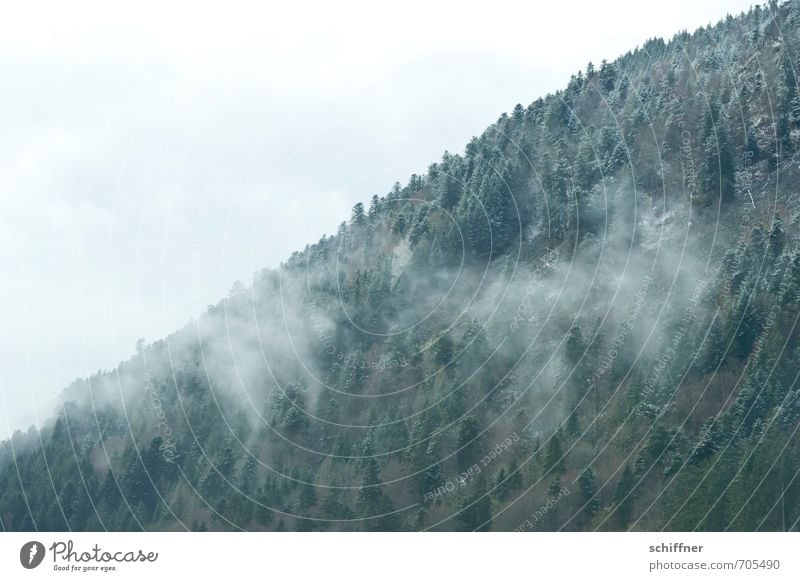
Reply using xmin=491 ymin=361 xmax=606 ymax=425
xmin=0 ymin=0 xmax=757 ymax=439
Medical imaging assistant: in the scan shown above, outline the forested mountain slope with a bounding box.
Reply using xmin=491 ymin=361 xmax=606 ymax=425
xmin=3 ymin=1 xmax=800 ymax=531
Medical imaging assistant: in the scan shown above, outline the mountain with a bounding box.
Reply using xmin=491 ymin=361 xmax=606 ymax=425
xmin=2 ymin=1 xmax=800 ymax=532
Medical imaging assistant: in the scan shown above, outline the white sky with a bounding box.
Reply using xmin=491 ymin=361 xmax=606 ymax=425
xmin=0 ymin=0 xmax=757 ymax=439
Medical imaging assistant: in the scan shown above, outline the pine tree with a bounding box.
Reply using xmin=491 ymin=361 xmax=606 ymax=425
xmin=544 ymin=432 xmax=566 ymax=476
xmin=578 ymin=467 xmax=599 ymax=523
xmin=614 ymin=464 xmax=636 ymax=528
xmin=457 ymin=490 xmax=492 ymax=531
xmin=700 ymin=102 xmax=736 ymax=204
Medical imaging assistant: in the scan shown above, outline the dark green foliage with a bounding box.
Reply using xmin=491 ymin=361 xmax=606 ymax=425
xmin=457 ymin=491 xmax=492 ymax=531
xmin=614 ymin=465 xmax=636 ymax=528
xmin=544 ymin=432 xmax=566 ymax=476
xmin=456 ymin=416 xmax=482 ymax=471
xmin=699 ymin=102 xmax=736 ymax=205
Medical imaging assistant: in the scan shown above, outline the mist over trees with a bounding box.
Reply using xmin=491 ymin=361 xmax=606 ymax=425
xmin=3 ymin=1 xmax=800 ymax=531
